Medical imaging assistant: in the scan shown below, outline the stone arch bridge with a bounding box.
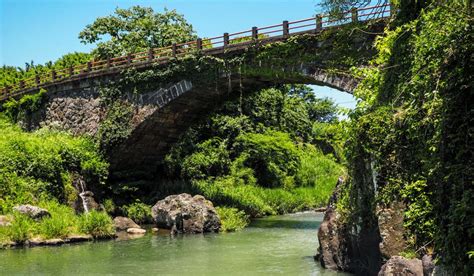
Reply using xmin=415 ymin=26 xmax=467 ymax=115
xmin=0 ymin=5 xmax=390 ymax=174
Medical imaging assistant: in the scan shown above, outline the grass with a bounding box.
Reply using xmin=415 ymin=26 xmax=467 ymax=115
xmin=192 ymin=144 xmax=344 ymax=217
xmin=0 ymin=200 xmax=115 ymax=244
xmin=121 ymin=200 xmax=152 ymax=224
xmin=216 ymin=207 xmax=249 ymax=232
xmin=78 ymin=211 xmax=115 ymax=238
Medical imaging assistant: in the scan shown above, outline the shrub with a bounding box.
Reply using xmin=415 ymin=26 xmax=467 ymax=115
xmin=6 ymin=212 xmax=34 ymax=243
xmin=216 ymin=207 xmax=249 ymax=232
xmin=0 ymin=115 xmax=108 ymax=208
xmin=78 ymin=211 xmax=115 ymax=238
xmin=122 ymin=200 xmax=152 ymax=224
xmin=37 ymin=201 xmax=77 ymax=239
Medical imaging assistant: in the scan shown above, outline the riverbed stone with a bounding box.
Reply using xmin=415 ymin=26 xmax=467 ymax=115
xmin=126 ymin=228 xmax=146 ymax=234
xmin=151 ymin=193 xmax=220 ymax=234
xmin=113 ymin=216 xmax=141 ymax=231
xmin=0 ymin=215 xmax=12 ymax=227
xmin=79 ymin=191 xmax=102 ymax=213
xmin=13 ymin=205 xmax=50 ymax=220
xmin=378 ymin=256 xmax=423 ymax=276
xmin=28 ymin=238 xmax=65 ymax=247
xmin=66 ymin=234 xmax=93 ymax=243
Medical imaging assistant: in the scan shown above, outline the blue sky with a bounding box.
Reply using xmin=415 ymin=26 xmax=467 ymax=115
xmin=0 ymin=0 xmax=356 ymax=109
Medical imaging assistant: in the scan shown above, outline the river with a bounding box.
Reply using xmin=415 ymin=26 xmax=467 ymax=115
xmin=0 ymin=212 xmax=347 ymax=275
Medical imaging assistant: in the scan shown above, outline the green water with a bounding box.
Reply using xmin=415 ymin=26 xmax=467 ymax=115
xmin=0 ymin=212 xmax=346 ymax=275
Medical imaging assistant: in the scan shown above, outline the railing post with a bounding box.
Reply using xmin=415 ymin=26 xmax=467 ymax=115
xmin=87 ymin=61 xmax=92 ymax=72
xmin=148 ymin=48 xmax=154 ymax=61
xmin=223 ymin=33 xmax=229 ymax=47
xmin=316 ymin=15 xmax=323 ymax=30
xmin=196 ymin=38 xmax=202 ymax=50
xmin=51 ymin=70 xmax=56 ymax=81
xmin=69 ymin=66 xmax=74 ymax=76
xmin=351 ymin=7 xmax=358 ymax=22
xmin=127 ymin=54 xmax=132 ymax=65
xmin=35 ymin=74 xmax=40 ymax=86
xmin=252 ymin=27 xmax=258 ymax=40
xmin=283 ymin=20 xmax=289 ymax=37
xmin=172 ymin=43 xmax=177 ymax=57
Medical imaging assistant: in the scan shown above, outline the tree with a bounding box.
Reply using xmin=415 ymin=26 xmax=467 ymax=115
xmin=78 ymin=6 xmax=197 ymax=59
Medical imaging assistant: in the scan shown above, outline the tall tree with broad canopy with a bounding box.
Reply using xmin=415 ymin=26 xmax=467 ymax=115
xmin=78 ymin=6 xmax=197 ymax=59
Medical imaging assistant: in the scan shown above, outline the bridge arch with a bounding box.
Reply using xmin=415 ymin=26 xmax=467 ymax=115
xmin=1 ymin=9 xmax=388 ymax=174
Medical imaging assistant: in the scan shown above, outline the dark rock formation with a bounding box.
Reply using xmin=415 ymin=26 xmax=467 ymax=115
xmin=13 ymin=205 xmax=50 ymax=220
xmin=151 ymin=193 xmax=220 ymax=234
xmin=315 ymin=177 xmax=351 ymax=271
xmin=113 ymin=216 xmax=141 ymax=231
xmin=315 ymin=177 xmax=382 ymax=275
xmin=422 ymin=254 xmax=435 ymax=276
xmin=79 ymin=191 xmax=102 ymax=213
xmin=376 ymin=201 xmax=407 ymax=259
xmin=378 ymin=256 xmax=423 ymax=276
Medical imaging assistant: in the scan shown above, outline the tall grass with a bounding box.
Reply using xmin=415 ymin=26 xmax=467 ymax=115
xmin=216 ymin=207 xmax=249 ymax=232
xmin=78 ymin=211 xmax=115 ymax=238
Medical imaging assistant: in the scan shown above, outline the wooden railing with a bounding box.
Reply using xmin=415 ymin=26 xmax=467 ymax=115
xmin=0 ymin=4 xmax=391 ymax=102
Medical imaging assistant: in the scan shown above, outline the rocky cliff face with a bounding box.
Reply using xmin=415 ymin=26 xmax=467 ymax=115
xmin=315 ymin=177 xmax=383 ymax=275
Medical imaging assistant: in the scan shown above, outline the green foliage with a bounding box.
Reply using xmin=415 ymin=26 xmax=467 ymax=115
xmin=234 ymin=131 xmax=300 ymax=188
xmin=400 ymin=180 xmax=434 ymax=246
xmin=0 ymin=115 xmax=108 ymax=214
xmin=97 ymin=101 xmax=133 ymax=156
xmin=78 ymin=211 xmax=115 ymax=238
xmin=122 ymin=200 xmax=152 ymax=224
xmin=181 ymin=138 xmax=231 ymax=180
xmin=79 ymin=6 xmax=196 ymax=58
xmin=216 ymin=207 xmax=249 ymax=232
xmin=2 ymin=88 xmax=47 ymax=122
xmin=103 ymin=199 xmax=116 ymax=215
xmin=4 ymin=212 xmax=33 ymax=243
xmin=0 ymin=52 xmax=91 ymax=88
xmin=36 ymin=201 xmax=77 ymax=239
xmin=161 ymin=84 xmax=345 ymax=217
xmin=340 ymin=2 xmax=473 ymax=272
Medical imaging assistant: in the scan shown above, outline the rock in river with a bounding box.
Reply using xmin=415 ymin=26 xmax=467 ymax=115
xmin=13 ymin=205 xmax=50 ymax=220
xmin=151 ymin=193 xmax=220 ymax=234
xmin=113 ymin=216 xmax=141 ymax=231
xmin=126 ymin=228 xmax=146 ymax=235
xmin=378 ymin=256 xmax=423 ymax=276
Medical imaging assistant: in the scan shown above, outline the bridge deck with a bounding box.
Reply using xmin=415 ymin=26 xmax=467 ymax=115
xmin=0 ymin=4 xmax=390 ymax=102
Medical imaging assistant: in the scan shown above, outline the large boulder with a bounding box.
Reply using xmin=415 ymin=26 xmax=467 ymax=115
xmin=13 ymin=205 xmax=50 ymax=220
xmin=113 ymin=216 xmax=140 ymax=231
xmin=378 ymin=256 xmax=423 ymax=276
xmin=151 ymin=193 xmax=220 ymax=234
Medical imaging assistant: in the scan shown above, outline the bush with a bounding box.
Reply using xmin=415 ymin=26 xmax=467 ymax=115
xmin=0 ymin=115 xmax=108 ymax=211
xmin=37 ymin=201 xmax=77 ymax=239
xmin=216 ymin=207 xmax=249 ymax=232
xmin=5 ymin=212 xmax=34 ymax=243
xmin=122 ymin=200 xmax=152 ymax=224
xmin=78 ymin=211 xmax=115 ymax=238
